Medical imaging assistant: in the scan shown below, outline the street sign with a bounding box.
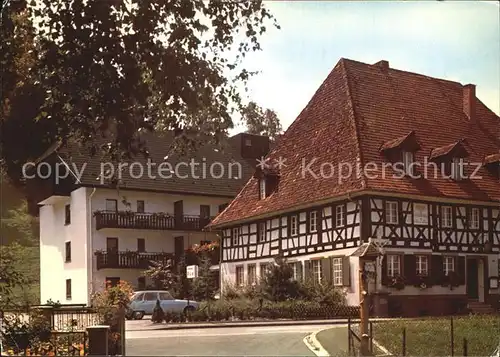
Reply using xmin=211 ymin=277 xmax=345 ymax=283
xmin=186 ymin=265 xmax=199 ymax=279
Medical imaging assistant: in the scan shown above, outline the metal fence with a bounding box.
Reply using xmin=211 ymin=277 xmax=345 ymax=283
xmin=347 ymin=318 xmax=373 ymax=356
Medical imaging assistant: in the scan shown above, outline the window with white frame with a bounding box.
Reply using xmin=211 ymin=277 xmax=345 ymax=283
xmin=248 ymin=265 xmax=257 ymax=285
xmin=416 ymin=255 xmax=429 ymax=276
xmin=105 ymin=199 xmax=117 ymax=212
xmin=290 ymin=215 xmax=298 ymax=236
xmin=259 ymin=179 xmax=266 ymax=199
xmin=413 ymin=203 xmax=429 ymax=225
xmin=260 ymin=263 xmax=272 ymax=278
xmin=312 ymin=260 xmax=322 ymax=283
xmin=402 ymin=151 xmax=414 ymax=175
xmin=258 ymin=222 xmax=266 ymax=242
xmin=451 ymin=157 xmax=465 ymax=180
xmin=443 ymin=256 xmax=455 ymax=276
xmin=235 ymin=266 xmax=244 ymax=286
xmin=386 ymin=201 xmax=398 ymax=224
xmin=232 ymin=228 xmax=239 ymax=246
xmin=469 ymin=208 xmax=480 ymax=229
xmin=332 ymin=258 xmax=343 ymax=286
xmin=387 ymin=255 xmax=401 ymax=277
xmin=309 ymin=211 xmax=318 ymax=232
xmin=336 ymin=205 xmax=345 ymax=227
xmin=441 ymin=206 xmax=453 ymax=228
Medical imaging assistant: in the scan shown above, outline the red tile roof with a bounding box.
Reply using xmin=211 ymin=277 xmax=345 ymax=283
xmin=379 ymin=131 xmax=416 ymax=151
xmin=209 ymin=58 xmax=500 ymax=228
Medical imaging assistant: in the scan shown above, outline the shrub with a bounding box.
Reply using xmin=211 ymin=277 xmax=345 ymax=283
xmin=151 ymin=300 xmax=165 ymax=323
xmin=259 ymin=256 xmax=301 ymax=301
xmin=191 ymin=252 xmax=218 ymax=301
xmin=297 ymin=279 xmax=346 ymax=305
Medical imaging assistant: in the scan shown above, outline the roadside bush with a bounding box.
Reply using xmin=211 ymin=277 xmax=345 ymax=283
xmin=260 ymin=256 xmax=301 ymax=301
xmin=298 ymin=278 xmax=346 ymax=305
xmin=151 ymin=300 xmax=165 ymax=323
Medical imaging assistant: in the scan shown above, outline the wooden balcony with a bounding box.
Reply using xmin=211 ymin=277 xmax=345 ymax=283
xmin=95 ymin=251 xmax=174 ymax=270
xmin=94 ymin=211 xmax=212 ymax=231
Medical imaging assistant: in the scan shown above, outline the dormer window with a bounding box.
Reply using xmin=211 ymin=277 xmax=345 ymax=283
xmin=402 ymin=151 xmax=414 ymax=175
xmin=259 ymin=178 xmax=266 ymax=199
xmin=257 ymin=169 xmax=280 ymax=199
xmin=380 ymin=131 xmax=420 ymax=176
xmin=451 ymin=157 xmax=465 ymax=180
xmin=484 ymin=153 xmax=500 ymax=178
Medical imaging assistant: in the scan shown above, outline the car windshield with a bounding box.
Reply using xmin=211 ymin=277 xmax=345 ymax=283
xmin=131 ymin=292 xmax=143 ymax=302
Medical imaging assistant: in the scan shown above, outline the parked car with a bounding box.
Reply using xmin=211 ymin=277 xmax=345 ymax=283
xmin=126 ymin=290 xmax=199 ymax=320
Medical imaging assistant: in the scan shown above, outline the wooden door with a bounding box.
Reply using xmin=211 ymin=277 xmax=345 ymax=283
xmin=200 ymin=205 xmax=211 ymax=227
xmin=106 ymin=238 xmax=119 ymax=267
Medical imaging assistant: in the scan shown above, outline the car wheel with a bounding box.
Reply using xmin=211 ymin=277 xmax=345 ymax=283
xmin=183 ymin=305 xmax=195 ymax=314
xmin=134 ymin=311 xmax=145 ymax=320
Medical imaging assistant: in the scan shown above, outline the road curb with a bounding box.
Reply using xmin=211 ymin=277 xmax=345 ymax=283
xmin=303 ymin=328 xmax=331 ymax=357
xmin=126 ymin=319 xmax=354 ymax=331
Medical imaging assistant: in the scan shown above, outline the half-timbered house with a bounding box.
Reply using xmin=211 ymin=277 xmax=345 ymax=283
xmin=208 ymin=58 xmax=500 ymax=317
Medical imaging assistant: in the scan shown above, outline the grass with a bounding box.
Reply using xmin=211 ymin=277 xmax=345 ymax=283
xmin=373 ymin=315 xmax=500 ymax=356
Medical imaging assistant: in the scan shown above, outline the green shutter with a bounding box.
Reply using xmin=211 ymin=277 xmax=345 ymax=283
xmin=342 ymin=256 xmax=351 ymax=287
xmin=431 ymin=255 xmax=443 ymax=286
xmin=458 ymin=256 xmax=466 ymax=285
xmin=321 ymin=258 xmax=332 ymax=285
xmin=304 ymin=260 xmax=311 ymax=281
xmin=404 ymin=254 xmax=416 ymax=285
xmin=381 ymin=256 xmax=388 ymax=286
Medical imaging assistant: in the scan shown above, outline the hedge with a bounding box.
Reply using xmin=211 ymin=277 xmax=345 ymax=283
xmin=158 ymin=299 xmax=359 ymax=323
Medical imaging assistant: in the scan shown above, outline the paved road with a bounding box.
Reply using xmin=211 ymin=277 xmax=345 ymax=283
xmin=126 ymin=324 xmax=338 ymax=356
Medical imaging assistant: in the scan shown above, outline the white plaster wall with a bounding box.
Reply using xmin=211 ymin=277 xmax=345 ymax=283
xmin=39 ymin=187 xmax=89 ymax=305
xmin=221 ymin=247 xmax=360 ymax=305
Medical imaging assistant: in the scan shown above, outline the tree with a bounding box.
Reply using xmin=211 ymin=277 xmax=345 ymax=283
xmin=170 ymin=255 xmax=192 ymax=300
xmin=143 ymin=259 xmax=176 ymax=290
xmin=2 ymin=200 xmax=39 ymax=246
xmin=241 ymin=101 xmax=283 ymax=141
xmin=191 ymin=252 xmax=217 ymax=302
xmin=260 ymin=256 xmax=300 ymax=302
xmin=1 ymin=0 xmax=278 ymax=187
xmin=0 ymin=243 xmax=29 ymax=308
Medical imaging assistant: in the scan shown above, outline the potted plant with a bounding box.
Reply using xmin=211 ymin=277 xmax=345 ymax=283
xmin=389 ymin=275 xmax=405 ymax=290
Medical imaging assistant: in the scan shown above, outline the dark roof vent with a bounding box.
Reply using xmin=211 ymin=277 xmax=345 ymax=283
xmin=463 ymin=84 xmax=476 ymax=122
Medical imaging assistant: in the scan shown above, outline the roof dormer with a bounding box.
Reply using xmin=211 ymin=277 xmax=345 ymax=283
xmin=380 ymin=131 xmax=421 ymax=176
xmin=484 ymin=153 xmax=500 ymax=178
xmin=255 ymin=167 xmax=280 ymax=199
xmin=430 ymin=140 xmax=470 ymax=181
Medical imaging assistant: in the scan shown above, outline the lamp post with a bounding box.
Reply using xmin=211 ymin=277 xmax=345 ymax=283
xmin=357 ymin=242 xmax=379 ymax=357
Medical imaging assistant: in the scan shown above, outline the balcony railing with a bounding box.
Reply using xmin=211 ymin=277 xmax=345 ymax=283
xmin=95 ymin=251 xmax=174 ymax=270
xmin=94 ymin=211 xmax=212 ymax=231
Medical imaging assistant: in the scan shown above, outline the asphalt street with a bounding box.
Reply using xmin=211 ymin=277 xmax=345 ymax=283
xmin=126 ymin=324 xmax=337 ymax=356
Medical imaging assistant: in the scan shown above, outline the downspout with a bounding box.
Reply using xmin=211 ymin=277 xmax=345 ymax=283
xmin=88 ymin=188 xmax=97 ymax=305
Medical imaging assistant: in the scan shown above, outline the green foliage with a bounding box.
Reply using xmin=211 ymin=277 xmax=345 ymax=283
xmin=190 ymin=252 xmax=218 ymax=301
xmin=143 ymin=259 xmax=176 ymax=291
xmin=297 ymin=278 xmax=346 ymax=305
xmin=1 ymin=0 xmax=278 ymax=185
xmin=259 ymin=256 xmax=301 ymax=302
xmin=170 ymin=255 xmax=192 ymax=300
xmin=151 ymin=300 xmax=165 ymax=323
xmin=2 ymin=200 xmax=39 ymax=246
xmin=241 ymin=101 xmax=283 ymax=141
xmin=0 ymin=243 xmax=30 ymax=308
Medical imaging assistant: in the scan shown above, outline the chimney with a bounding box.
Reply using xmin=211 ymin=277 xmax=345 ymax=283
xmin=374 ymin=60 xmax=389 ymax=72
xmin=463 ymin=84 xmax=476 ymax=121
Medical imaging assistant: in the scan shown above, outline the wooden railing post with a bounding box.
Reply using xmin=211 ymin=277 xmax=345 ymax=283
xmin=450 ymin=316 xmax=454 ymax=357
xmin=402 ymin=327 xmax=406 ymax=356
xmin=463 ymin=337 xmax=468 ymax=356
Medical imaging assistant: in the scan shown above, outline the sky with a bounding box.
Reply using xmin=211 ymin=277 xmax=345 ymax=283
xmin=232 ymin=0 xmax=500 ymax=133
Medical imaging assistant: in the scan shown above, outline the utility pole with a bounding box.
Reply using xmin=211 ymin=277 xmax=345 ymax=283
xmin=359 ymin=258 xmax=371 ymax=357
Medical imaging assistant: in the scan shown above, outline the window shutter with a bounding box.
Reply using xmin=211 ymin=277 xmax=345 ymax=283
xmin=321 ymin=258 xmax=332 ymax=284
xmin=381 ymin=257 xmax=388 ymax=286
xmin=296 ymin=261 xmax=303 ymax=281
xmin=342 ymin=256 xmax=351 ymax=287
xmin=431 ymin=255 xmax=443 ymax=286
xmin=304 ymin=260 xmax=312 ymax=281
xmin=404 ymin=254 xmax=416 ymax=285
xmin=458 ymin=256 xmax=466 ymax=285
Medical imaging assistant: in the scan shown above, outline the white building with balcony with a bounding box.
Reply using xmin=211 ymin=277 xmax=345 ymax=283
xmin=31 ymin=132 xmax=270 ymax=305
